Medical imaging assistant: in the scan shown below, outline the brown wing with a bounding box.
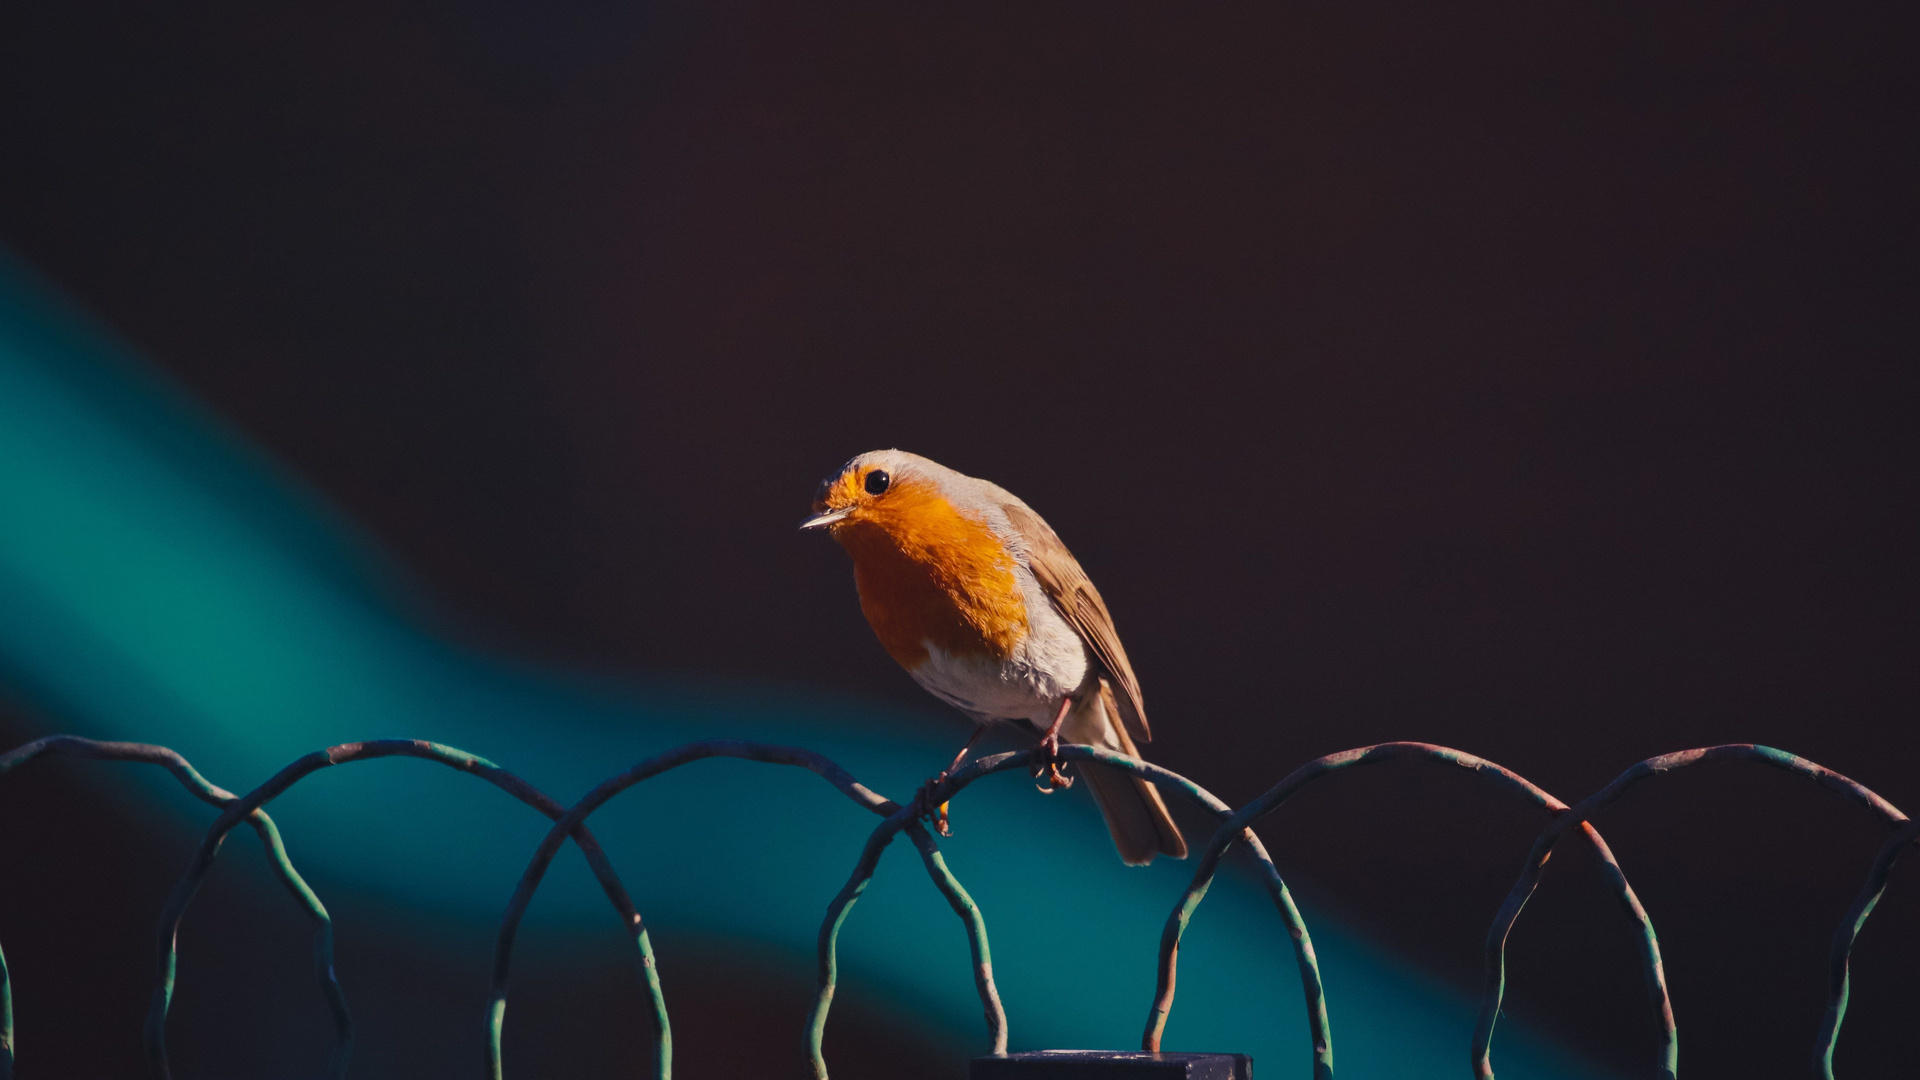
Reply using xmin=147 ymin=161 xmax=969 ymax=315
xmin=999 ymin=500 xmax=1152 ymax=744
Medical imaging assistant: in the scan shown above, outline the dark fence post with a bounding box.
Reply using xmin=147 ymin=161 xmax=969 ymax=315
xmin=972 ymin=1051 xmax=1252 ymax=1079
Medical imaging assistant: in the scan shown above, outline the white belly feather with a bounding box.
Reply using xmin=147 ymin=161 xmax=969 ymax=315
xmin=908 ymin=564 xmax=1089 ymax=727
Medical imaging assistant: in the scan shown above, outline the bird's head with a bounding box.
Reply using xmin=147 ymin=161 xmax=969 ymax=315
xmin=800 ymin=449 xmax=931 ymax=534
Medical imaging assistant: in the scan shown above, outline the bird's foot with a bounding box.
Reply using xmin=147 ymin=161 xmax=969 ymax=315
xmin=913 ymin=774 xmax=954 ymax=836
xmin=1031 ymin=732 xmax=1074 ymax=793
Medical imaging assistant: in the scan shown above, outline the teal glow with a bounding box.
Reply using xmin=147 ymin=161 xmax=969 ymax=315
xmin=0 ymin=249 xmax=1618 ymax=1078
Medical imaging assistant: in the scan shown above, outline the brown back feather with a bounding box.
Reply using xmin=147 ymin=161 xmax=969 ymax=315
xmin=998 ymin=500 xmax=1152 ymax=744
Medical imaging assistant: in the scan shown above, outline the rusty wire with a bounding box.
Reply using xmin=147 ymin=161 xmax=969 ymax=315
xmin=0 ymin=735 xmax=1913 ymax=1080
xmin=1143 ymin=742 xmax=1670 ymax=1080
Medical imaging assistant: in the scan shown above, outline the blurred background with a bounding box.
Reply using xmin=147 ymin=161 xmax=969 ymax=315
xmin=1 ymin=2 xmax=1915 ymax=1078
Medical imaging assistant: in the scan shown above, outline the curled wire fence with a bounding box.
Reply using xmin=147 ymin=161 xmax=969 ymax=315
xmin=0 ymin=735 xmax=1911 ymax=1080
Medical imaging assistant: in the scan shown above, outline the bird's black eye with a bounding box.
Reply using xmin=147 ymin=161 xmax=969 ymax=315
xmin=864 ymin=469 xmax=891 ymax=495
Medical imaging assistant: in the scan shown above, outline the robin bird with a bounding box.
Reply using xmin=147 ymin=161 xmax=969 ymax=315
xmin=801 ymin=449 xmax=1187 ymax=866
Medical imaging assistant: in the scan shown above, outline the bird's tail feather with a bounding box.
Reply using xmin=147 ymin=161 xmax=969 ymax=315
xmin=1062 ymin=685 xmax=1188 ymax=866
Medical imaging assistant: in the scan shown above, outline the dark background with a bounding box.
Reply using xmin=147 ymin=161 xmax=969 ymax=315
xmin=2 ymin=2 xmax=1915 ymax=1077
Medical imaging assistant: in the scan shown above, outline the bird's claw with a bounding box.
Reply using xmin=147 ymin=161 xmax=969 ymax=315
xmin=1031 ymin=734 xmax=1074 ymax=793
xmin=913 ymin=776 xmax=954 ymax=836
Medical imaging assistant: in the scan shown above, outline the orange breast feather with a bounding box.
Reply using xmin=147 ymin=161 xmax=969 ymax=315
xmin=833 ymin=481 xmax=1028 ymax=669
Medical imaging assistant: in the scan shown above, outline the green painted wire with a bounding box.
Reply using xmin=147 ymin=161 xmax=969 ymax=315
xmin=808 ymin=812 xmax=907 ymax=1078
xmin=484 ymin=741 xmax=1011 ymax=1080
xmin=1108 ymin=752 xmax=1328 ymax=1073
xmin=7 ymin=732 xmax=1908 ymax=1080
xmin=1156 ymin=742 xmax=1669 ymax=1080
xmin=241 ymin=810 xmax=352 ymax=1079
xmin=488 ymin=742 xmax=888 ymax=1080
xmin=903 ymin=822 xmax=1007 ymax=1056
xmin=800 ymin=750 xmax=1043 ymax=1079
xmin=892 ymin=745 xmax=1332 ymax=1078
xmin=0 ymin=736 xmax=346 ymax=1080
xmin=1483 ymin=745 xmax=1910 ymax=1080
xmin=1575 ymin=822 xmax=1671 ymax=1069
xmin=800 ymin=744 xmax=1330 ymax=1080
xmin=1820 ymin=818 xmax=1920 ymax=1079
xmin=0 ymin=936 xmax=11 ymax=1080
xmin=139 ymin=739 xmax=645 ymax=1080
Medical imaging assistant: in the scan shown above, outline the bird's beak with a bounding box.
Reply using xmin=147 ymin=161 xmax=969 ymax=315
xmin=799 ymin=507 xmax=852 ymax=530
